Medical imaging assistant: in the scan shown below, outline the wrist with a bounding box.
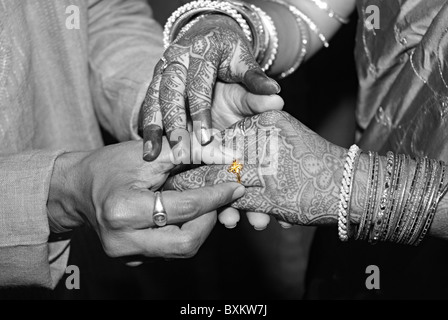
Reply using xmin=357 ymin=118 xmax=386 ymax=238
xmin=47 ymin=151 xmax=89 ymax=231
xmin=248 ymin=0 xmax=302 ymax=76
xmin=187 ymin=13 xmax=245 ymax=37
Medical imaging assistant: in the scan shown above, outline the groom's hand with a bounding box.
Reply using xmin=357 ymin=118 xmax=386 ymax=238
xmin=48 ymin=140 xmax=247 ymax=264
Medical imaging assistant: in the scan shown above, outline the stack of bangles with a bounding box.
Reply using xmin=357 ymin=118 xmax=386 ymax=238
xmin=338 ymin=144 xmax=448 ymax=245
xmin=163 ymin=0 xmax=349 ymax=77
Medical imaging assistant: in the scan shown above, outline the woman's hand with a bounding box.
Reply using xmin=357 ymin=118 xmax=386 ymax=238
xmin=166 ymin=110 xmax=369 ymax=227
xmin=141 ymin=14 xmax=281 ymax=161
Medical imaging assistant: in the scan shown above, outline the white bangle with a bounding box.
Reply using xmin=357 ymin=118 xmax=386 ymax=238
xmin=288 ymin=4 xmax=329 ymax=48
xmin=163 ymin=0 xmax=253 ymax=50
xmin=338 ymin=144 xmax=361 ymax=241
xmin=267 ymin=0 xmax=329 ymax=48
xmin=171 ymin=15 xmax=208 ymax=45
xmin=252 ymin=5 xmax=278 ymax=72
xmin=278 ymin=13 xmax=309 ymax=79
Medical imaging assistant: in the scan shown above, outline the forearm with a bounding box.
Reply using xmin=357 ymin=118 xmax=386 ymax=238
xmin=246 ymin=0 xmax=356 ymax=76
xmin=304 ymin=143 xmax=448 ymax=242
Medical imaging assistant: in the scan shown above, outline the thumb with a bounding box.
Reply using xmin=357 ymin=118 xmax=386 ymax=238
xmin=224 ymin=40 xmax=281 ymax=95
xmin=242 ymin=68 xmax=281 ymax=95
xmin=238 ymin=90 xmax=285 ymax=115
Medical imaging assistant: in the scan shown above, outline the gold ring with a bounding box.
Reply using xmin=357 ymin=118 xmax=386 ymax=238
xmin=228 ymin=159 xmax=243 ymax=184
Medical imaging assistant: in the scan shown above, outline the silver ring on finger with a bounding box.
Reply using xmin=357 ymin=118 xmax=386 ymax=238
xmin=238 ymin=119 xmax=247 ymax=136
xmin=153 ymin=191 xmax=168 ymax=227
xmin=162 ymin=60 xmax=187 ymax=74
xmin=160 ymin=57 xmax=169 ymax=74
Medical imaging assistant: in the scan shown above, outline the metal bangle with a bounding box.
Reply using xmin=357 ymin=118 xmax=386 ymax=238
xmin=404 ymin=158 xmax=434 ymax=245
xmin=370 ymin=152 xmax=394 ymax=244
xmin=414 ymin=161 xmax=447 ymax=246
xmin=385 ymin=155 xmax=409 ymax=241
xmin=164 ymin=1 xmax=253 ymax=49
xmin=397 ymin=157 xmax=427 ymax=244
xmin=381 ymin=153 xmax=404 ymax=241
xmin=355 ymin=151 xmax=374 ymax=240
xmin=252 ymin=5 xmax=279 ymax=72
xmin=220 ymin=1 xmax=265 ymax=61
xmin=361 ymin=152 xmax=380 ymax=241
xmin=391 ymin=157 xmax=422 ymax=243
xmin=278 ymin=14 xmax=309 ymax=79
xmin=409 ymin=159 xmax=440 ymax=245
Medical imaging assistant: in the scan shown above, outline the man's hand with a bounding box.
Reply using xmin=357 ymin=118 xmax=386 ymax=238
xmin=47 ymin=140 xmax=245 ymax=262
xmin=211 ymin=81 xmax=284 ymax=131
xmin=141 ymin=14 xmax=281 ymax=161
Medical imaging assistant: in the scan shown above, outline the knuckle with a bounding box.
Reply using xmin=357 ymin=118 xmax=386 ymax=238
xmin=101 ymin=238 xmax=121 ymax=259
xmin=103 ymin=192 xmax=130 ymax=229
xmin=213 ymin=189 xmax=230 ymax=207
xmin=176 ymin=233 xmax=199 ymax=258
xmin=177 ymin=197 xmax=200 ymax=218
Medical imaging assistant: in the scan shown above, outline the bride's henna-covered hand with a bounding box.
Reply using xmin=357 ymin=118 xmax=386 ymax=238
xmin=166 ymin=111 xmax=370 ymax=226
xmin=142 ymin=14 xmax=281 ymax=161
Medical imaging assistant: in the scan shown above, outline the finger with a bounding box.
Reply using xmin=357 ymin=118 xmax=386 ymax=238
xmin=218 ymin=207 xmax=240 ymax=229
xmin=223 ymin=42 xmax=280 ymax=95
xmin=161 ymin=182 xmax=245 ymax=225
xmin=240 ymin=89 xmax=284 ymax=115
xmin=164 ymin=165 xmax=228 ymax=191
xmin=164 ymin=162 xmax=260 ymax=192
xmin=126 ymin=261 xmax=143 ymax=267
xmin=242 ymin=69 xmax=281 ymax=95
xmin=218 ymin=82 xmax=284 ymax=117
xmin=132 ymin=211 xmax=217 ymax=259
xmin=187 ymin=58 xmax=217 ymax=146
xmin=124 ymin=181 xmax=245 ymax=229
xmin=142 ymin=60 xmax=164 ymax=162
xmin=246 ymin=211 xmax=271 ymax=231
xmin=278 ymin=220 xmax=294 ymax=229
xmin=159 ymin=61 xmax=189 ymax=152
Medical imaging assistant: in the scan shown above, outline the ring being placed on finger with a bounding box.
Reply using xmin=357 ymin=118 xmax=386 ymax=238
xmin=160 ymin=57 xmax=187 ymax=74
xmin=228 ymin=159 xmax=244 ymax=184
xmin=153 ymin=191 xmax=168 ymax=227
xmin=160 ymin=57 xmax=169 ymax=74
xmin=238 ymin=119 xmax=246 ymax=136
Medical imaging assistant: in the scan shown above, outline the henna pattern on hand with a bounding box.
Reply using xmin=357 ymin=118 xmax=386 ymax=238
xmin=142 ymin=14 xmax=279 ymax=160
xmin=169 ymin=110 xmax=369 ymax=226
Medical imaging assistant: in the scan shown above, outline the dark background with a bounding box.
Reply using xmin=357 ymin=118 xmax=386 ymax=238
xmin=1 ymin=1 xmax=359 ymax=299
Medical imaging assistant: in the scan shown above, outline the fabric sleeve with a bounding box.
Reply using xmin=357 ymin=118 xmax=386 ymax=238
xmin=87 ymin=0 xmax=164 ymax=141
xmin=0 ymin=151 xmax=69 ymax=289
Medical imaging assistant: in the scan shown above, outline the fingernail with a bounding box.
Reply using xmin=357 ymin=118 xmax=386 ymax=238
xmin=270 ymin=79 xmax=281 ymax=94
xmin=244 ymin=69 xmax=281 ymax=95
xmin=232 ymin=185 xmax=246 ymax=201
xmin=200 ymin=128 xmax=213 ymax=146
xmin=143 ymin=125 xmax=163 ymax=161
xmin=143 ymin=140 xmax=154 ymax=159
xmin=225 ymin=224 xmax=237 ymax=229
xmin=254 ymin=225 xmax=267 ymax=231
xmin=279 ymin=221 xmax=293 ymax=229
